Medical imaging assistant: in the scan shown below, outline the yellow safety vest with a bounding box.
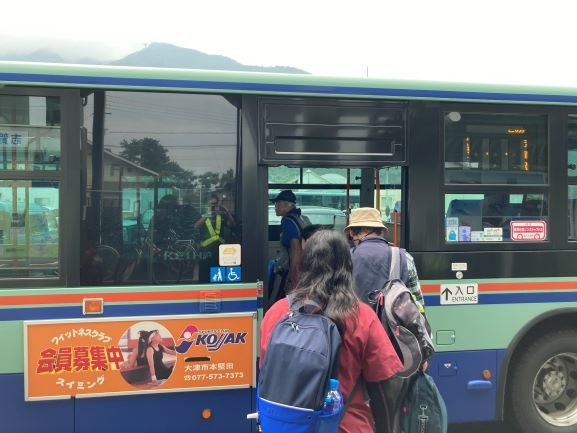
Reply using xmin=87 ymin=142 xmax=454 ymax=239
xmin=201 ymin=214 xmax=225 ymax=247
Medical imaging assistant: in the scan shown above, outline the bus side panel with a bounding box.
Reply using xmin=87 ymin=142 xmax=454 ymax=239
xmin=0 ymin=373 xmax=74 ymax=433
xmin=75 ymin=388 xmax=255 ymax=433
xmin=430 ymin=349 xmax=504 ymax=423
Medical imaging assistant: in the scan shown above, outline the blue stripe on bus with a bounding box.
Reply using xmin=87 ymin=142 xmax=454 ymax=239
xmin=0 ymin=300 xmax=256 ymax=321
xmin=1 ymin=373 xmax=254 ymax=433
xmin=1 ymin=72 xmax=577 ymax=104
xmin=425 ymin=291 xmax=577 ymax=306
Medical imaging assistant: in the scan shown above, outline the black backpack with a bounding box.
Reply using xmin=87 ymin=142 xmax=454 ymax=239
xmin=369 ymin=247 xmax=434 ymax=378
xmin=400 ymin=371 xmax=448 ymax=433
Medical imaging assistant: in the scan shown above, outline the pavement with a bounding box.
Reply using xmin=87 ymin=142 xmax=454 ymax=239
xmin=449 ymin=421 xmax=520 ymax=433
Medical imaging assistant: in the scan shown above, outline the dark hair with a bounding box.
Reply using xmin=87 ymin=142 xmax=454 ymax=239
xmin=136 ymin=330 xmax=152 ymax=361
xmin=348 ymin=226 xmax=385 ymax=237
xmin=292 ymin=230 xmax=359 ymax=331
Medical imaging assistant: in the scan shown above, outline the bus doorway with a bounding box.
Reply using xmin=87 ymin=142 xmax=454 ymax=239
xmin=255 ymin=96 xmax=408 ymax=309
xmin=265 ymin=165 xmax=404 ymax=308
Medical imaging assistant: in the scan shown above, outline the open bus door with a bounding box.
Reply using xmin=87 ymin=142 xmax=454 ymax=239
xmin=265 ymin=165 xmax=404 ymax=309
xmin=257 ymin=97 xmax=408 ymax=310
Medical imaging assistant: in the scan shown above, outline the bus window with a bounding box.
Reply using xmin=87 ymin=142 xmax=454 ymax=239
xmin=0 ymin=180 xmax=59 ymax=278
xmin=568 ymin=116 xmax=577 ymax=177
xmin=445 ymin=193 xmax=548 ymax=242
xmin=568 ymin=117 xmax=577 ymax=240
xmin=569 ymin=186 xmax=577 ymax=240
xmin=444 ymin=112 xmax=548 ymax=185
xmin=81 ymin=92 xmax=240 ymax=286
xmin=0 ymin=95 xmax=61 ymax=171
xmin=0 ymin=94 xmax=61 ymax=280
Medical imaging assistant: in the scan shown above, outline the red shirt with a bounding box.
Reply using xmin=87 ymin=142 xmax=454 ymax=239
xmin=260 ymin=298 xmax=402 ymax=433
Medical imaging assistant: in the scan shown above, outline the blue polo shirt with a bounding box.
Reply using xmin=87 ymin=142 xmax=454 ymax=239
xmin=280 ymin=209 xmax=303 ymax=252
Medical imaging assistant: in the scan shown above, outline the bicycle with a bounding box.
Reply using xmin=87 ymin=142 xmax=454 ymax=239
xmin=115 ymin=229 xmax=199 ymax=284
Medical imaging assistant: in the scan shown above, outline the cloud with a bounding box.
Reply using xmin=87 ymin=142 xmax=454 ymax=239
xmin=0 ymin=34 xmax=140 ymax=62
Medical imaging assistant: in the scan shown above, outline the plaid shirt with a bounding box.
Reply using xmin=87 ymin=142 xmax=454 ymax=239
xmin=405 ymin=252 xmax=425 ymax=313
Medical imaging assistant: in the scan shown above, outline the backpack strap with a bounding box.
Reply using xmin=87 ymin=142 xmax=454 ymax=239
xmin=389 ymin=246 xmax=401 ymax=281
xmin=283 ymin=213 xmax=306 ymax=237
xmin=287 ymin=294 xmax=324 ymax=315
xmin=286 ymin=293 xmax=294 ymax=310
xmin=341 ymin=375 xmax=362 ymax=418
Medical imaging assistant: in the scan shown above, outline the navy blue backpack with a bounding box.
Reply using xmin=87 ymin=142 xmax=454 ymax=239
xmin=256 ymin=300 xmax=343 ymax=433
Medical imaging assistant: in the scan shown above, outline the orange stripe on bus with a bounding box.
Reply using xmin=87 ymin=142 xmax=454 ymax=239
xmin=0 ymin=288 xmax=258 ymax=306
xmin=422 ymin=281 xmax=577 ymax=294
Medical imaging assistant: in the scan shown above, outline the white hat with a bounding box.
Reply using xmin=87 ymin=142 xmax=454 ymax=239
xmin=345 ymin=207 xmax=386 ymax=230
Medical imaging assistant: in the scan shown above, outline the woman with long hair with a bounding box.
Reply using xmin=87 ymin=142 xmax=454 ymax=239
xmin=260 ymin=229 xmax=402 ymax=433
xmin=120 ymin=329 xmax=151 ymax=370
xmin=121 ymin=329 xmax=175 ymax=384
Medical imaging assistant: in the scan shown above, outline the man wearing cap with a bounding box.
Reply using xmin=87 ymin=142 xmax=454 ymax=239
xmin=271 ymin=190 xmax=310 ymax=294
xmin=345 ymin=207 xmax=425 ymax=312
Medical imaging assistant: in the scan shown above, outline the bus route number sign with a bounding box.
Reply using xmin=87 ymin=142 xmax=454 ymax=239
xmin=510 ymin=220 xmax=547 ymax=241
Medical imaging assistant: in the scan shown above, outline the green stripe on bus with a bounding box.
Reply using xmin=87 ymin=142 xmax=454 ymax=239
xmin=0 ymin=283 xmax=254 ymax=297
xmin=428 ymin=302 xmax=577 ymax=352
xmin=4 ymin=63 xmax=577 ymax=101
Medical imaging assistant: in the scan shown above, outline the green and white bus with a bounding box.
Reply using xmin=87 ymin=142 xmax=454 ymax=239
xmin=1 ymin=61 xmax=577 ymax=433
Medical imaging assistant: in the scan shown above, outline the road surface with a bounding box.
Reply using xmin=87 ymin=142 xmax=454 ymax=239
xmin=449 ymin=421 xmax=520 ymax=433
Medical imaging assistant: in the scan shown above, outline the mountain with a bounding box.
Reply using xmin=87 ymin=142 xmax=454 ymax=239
xmin=111 ymin=43 xmax=308 ymax=73
xmin=0 ymin=49 xmax=66 ymax=63
xmin=0 ymin=42 xmax=309 ymax=74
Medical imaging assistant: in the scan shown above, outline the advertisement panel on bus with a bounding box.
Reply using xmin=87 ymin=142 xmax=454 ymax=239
xmin=25 ymin=313 xmax=256 ymax=400
xmin=510 ymin=220 xmax=547 ymax=241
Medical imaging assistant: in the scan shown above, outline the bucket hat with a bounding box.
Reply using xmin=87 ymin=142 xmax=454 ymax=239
xmin=345 ymin=207 xmax=386 ymax=230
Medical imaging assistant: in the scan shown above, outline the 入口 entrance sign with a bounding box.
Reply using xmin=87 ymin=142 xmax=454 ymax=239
xmin=440 ymin=283 xmax=479 ymax=305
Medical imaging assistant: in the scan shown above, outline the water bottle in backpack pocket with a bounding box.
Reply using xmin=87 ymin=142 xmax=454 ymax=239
xmin=258 ymin=379 xmax=343 ymax=433
xmin=322 ymin=379 xmax=343 ymax=415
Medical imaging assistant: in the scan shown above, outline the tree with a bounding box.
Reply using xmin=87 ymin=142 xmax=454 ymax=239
xmin=119 ymin=137 xmax=177 ymax=175
xmin=118 ymin=137 xmax=196 ymax=187
xmin=219 ymin=169 xmax=236 ymax=191
xmin=196 ymin=171 xmax=220 ymax=190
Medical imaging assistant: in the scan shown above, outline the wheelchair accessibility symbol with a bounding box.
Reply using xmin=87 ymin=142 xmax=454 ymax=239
xmin=210 ymin=266 xmax=242 ymax=283
xmin=226 ymin=266 xmax=242 ymax=282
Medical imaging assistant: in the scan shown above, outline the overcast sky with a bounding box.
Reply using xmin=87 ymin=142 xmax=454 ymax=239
xmin=2 ymin=0 xmax=577 ymax=86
